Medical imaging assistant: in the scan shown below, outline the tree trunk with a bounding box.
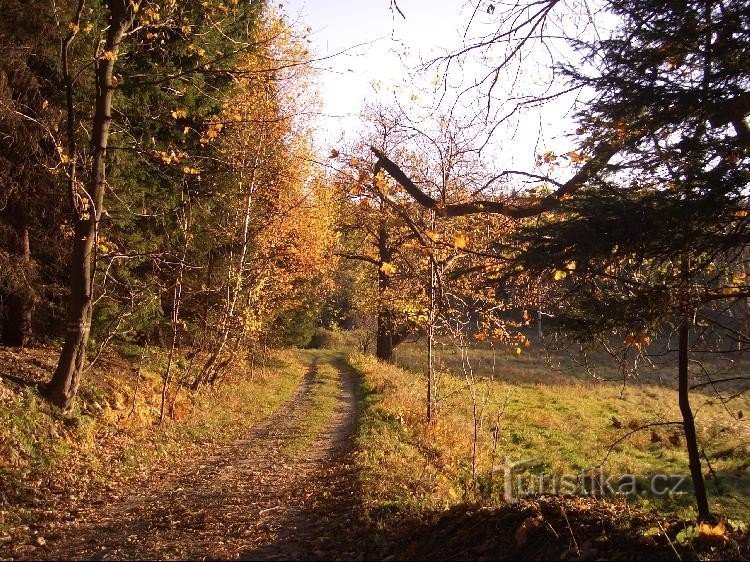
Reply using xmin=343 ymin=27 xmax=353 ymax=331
xmin=426 ymin=252 xmax=435 ymax=423
xmin=3 ymin=294 xmax=31 ymax=347
xmin=45 ymin=210 xmax=97 ymax=409
xmin=376 ymin=307 xmax=393 ymax=361
xmin=2 ymin=225 xmax=33 ymax=347
xmin=678 ymin=321 xmax=711 ymax=521
xmin=44 ymin=1 xmax=139 ymax=410
xmin=375 ymin=220 xmax=393 ymax=362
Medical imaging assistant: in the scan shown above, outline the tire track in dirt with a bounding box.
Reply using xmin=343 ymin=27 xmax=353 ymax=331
xmin=36 ymin=353 xmax=362 ymax=561
xmin=239 ymin=356 xmax=361 ymax=561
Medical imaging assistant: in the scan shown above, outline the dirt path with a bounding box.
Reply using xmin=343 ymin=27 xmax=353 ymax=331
xmin=39 ymin=354 xmax=363 ymax=561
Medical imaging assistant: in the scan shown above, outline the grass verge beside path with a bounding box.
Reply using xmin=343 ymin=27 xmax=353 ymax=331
xmin=0 ymin=347 xmax=308 ymax=541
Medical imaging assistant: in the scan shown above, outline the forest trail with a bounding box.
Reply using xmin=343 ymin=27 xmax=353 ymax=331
xmin=37 ymin=353 xmax=363 ymax=561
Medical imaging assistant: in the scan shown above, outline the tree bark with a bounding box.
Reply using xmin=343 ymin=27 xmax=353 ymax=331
xmin=375 ymin=219 xmax=393 ymax=362
xmin=371 ymin=143 xmax=622 ymax=219
xmin=426 ymin=249 xmax=435 ymax=423
xmin=45 ymin=1 xmax=139 ymax=410
xmin=376 ymin=308 xmax=394 ymax=361
xmin=678 ymin=321 xmax=711 ymax=521
xmin=2 ymin=224 xmax=33 ymax=347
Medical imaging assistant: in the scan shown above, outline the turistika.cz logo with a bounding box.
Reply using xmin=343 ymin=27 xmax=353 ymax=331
xmin=496 ymin=458 xmax=690 ymax=502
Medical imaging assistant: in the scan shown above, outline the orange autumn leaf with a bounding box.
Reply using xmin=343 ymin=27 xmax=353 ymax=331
xmin=566 ymin=150 xmax=587 ymax=163
xmin=698 ymin=521 xmax=726 ymax=539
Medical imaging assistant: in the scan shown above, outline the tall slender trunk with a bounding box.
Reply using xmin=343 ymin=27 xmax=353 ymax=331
xmin=678 ymin=321 xmax=711 ymax=521
xmin=2 ymin=224 xmax=33 ymax=347
xmin=375 ymin=219 xmax=393 ymax=361
xmin=45 ymin=1 xmax=140 ymax=410
xmin=425 ymin=210 xmax=436 ymax=422
xmin=426 ymin=252 xmax=435 ymax=423
xmin=677 ymin=253 xmax=711 ymax=520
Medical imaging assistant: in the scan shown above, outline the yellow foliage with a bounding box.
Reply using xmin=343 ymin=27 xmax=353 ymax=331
xmin=380 ymin=262 xmax=397 ymax=276
xmin=453 ymin=233 xmax=468 ymax=250
xmin=187 ymin=5 xmax=338 ymax=345
xmin=721 ymin=287 xmax=742 ymax=296
xmin=155 ymin=150 xmax=178 ymax=164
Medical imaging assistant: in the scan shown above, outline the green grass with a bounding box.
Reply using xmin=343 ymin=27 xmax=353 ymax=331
xmin=283 ymin=350 xmax=343 ymax=455
xmin=351 ymin=341 xmax=750 ymax=523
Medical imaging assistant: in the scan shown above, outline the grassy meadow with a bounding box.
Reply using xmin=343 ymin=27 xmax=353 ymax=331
xmin=352 ymin=339 xmax=750 ymax=523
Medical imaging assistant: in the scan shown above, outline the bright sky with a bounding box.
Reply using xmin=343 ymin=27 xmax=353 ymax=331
xmin=283 ymin=1 xmax=478 ymax=141
xmin=282 ymin=0 xmax=588 ymax=171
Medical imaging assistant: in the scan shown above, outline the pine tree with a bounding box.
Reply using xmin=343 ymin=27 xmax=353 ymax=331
xmin=528 ymin=0 xmax=750 ymax=521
